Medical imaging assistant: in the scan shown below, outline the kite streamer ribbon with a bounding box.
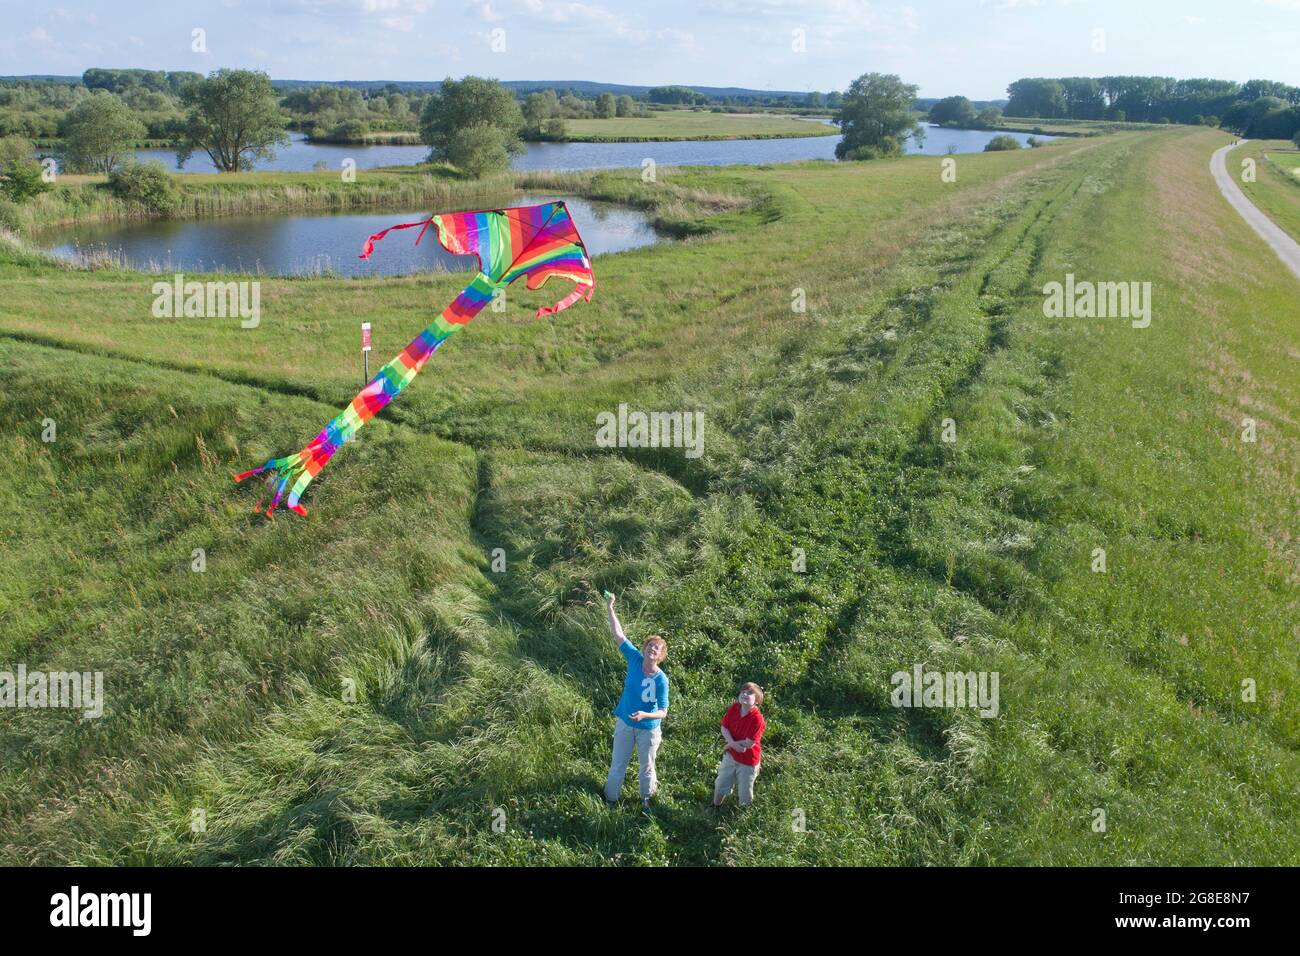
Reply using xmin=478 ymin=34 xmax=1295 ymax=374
xmin=234 ymin=200 xmax=594 ymax=516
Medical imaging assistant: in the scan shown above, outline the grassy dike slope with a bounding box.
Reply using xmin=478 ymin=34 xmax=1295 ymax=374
xmin=0 ymin=128 xmax=1296 ymax=864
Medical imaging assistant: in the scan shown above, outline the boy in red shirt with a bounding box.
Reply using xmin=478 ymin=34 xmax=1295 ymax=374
xmin=713 ymin=682 xmax=766 ymax=807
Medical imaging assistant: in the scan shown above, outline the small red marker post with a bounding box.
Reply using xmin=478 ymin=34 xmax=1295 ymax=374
xmin=361 ymin=321 xmax=372 ymax=383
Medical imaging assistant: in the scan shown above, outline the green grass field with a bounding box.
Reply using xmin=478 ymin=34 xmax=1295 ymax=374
xmin=1 ymin=126 xmax=1296 ymax=865
xmin=557 ymin=110 xmax=836 ymax=141
xmin=996 ymin=117 xmax=1169 ymax=136
xmin=1236 ymin=139 xmax=1300 ymax=242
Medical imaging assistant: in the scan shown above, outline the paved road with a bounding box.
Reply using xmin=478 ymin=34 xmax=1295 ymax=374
xmin=1210 ymin=140 xmax=1300 ymax=282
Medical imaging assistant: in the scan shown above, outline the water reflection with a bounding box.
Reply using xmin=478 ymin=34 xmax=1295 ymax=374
xmin=41 ymin=195 xmax=659 ymax=277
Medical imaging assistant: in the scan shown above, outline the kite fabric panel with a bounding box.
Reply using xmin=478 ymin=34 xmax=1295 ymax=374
xmin=234 ymin=200 xmax=595 ymax=516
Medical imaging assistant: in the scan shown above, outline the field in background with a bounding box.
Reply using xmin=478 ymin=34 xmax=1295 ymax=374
xmin=557 ymin=109 xmax=836 ymax=141
xmin=1 ymin=127 xmax=1297 ymax=865
xmin=996 ymin=117 xmax=1172 ymax=136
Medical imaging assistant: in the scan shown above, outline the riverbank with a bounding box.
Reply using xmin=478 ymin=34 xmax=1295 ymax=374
xmin=5 ymin=165 xmax=491 ymax=233
xmin=5 ymin=164 xmax=763 ymax=263
xmin=303 ymin=130 xmax=422 ymax=145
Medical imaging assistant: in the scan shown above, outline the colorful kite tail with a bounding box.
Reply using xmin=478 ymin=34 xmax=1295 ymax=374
xmin=232 ymin=271 xmax=496 ymax=517
xmin=235 ymin=201 xmax=594 ymax=517
xmin=232 ymin=433 xmax=338 ymax=518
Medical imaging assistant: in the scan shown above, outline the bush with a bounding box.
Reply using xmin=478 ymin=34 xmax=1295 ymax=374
xmin=839 ymin=142 xmax=902 ymax=161
xmin=328 ymin=119 xmax=369 ymax=141
xmin=108 ymin=160 xmax=181 ymax=213
xmin=0 ymin=198 xmax=22 ymax=231
xmin=0 ymin=135 xmax=52 ymax=203
xmin=983 ymin=135 xmax=1023 ymax=152
xmin=0 ymin=161 xmax=50 ymax=202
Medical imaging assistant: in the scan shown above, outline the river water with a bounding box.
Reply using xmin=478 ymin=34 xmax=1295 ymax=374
xmin=131 ymin=125 xmax=1050 ymax=174
xmin=42 ymin=124 xmax=1052 ymax=276
xmin=42 ymin=195 xmax=658 ymax=277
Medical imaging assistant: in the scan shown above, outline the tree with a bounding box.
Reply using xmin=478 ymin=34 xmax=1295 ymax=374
xmin=542 ymin=116 xmax=567 ymax=141
xmin=176 ymin=70 xmax=288 ymax=172
xmin=420 ymin=77 xmax=523 ymax=175
xmin=595 ymin=92 xmax=617 ymax=119
xmin=444 ymin=123 xmax=510 ymax=178
xmin=616 ymin=94 xmax=637 ymax=117
xmin=558 ymin=94 xmax=590 ymax=118
xmin=648 ymin=85 xmax=707 ymax=106
xmin=523 ymin=91 xmax=556 ymax=135
xmin=928 ymin=95 xmax=977 ymax=127
xmin=805 ymin=91 xmax=825 ymax=109
xmin=1242 ymin=79 xmax=1296 ymax=103
xmin=976 ymin=106 xmax=1003 ymax=127
xmin=833 ymin=73 xmax=920 ymax=160
xmin=1059 ymin=77 xmax=1104 ymax=119
xmin=58 ymin=92 xmax=146 ymax=173
xmin=1005 ymin=78 xmax=1067 ymax=118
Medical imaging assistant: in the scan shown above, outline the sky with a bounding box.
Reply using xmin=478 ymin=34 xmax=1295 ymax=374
xmin=1 ymin=0 xmax=1297 ymax=100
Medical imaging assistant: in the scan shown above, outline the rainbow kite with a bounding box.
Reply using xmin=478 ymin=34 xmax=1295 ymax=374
xmin=235 ymin=200 xmax=595 ymax=516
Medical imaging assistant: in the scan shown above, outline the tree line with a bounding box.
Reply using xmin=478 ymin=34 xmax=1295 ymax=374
xmin=1005 ymin=76 xmax=1300 ymax=137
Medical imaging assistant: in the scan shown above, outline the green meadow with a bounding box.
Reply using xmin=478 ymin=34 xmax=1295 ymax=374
xmin=550 ymin=109 xmax=836 ymax=141
xmin=1236 ymin=139 xmax=1300 ymax=242
xmin=1 ymin=126 xmax=1296 ymax=865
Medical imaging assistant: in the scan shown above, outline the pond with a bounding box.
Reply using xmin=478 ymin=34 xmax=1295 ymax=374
xmin=123 ymin=125 xmax=1051 ymax=174
xmin=40 ymin=195 xmax=659 ymax=278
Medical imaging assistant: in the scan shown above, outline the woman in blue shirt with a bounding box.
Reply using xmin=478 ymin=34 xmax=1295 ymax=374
xmin=602 ymin=593 xmax=670 ymax=811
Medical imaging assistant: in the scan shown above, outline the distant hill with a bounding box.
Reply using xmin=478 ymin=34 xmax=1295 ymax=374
xmin=0 ymin=74 xmax=83 ymax=84
xmin=1 ymin=74 xmax=816 ymax=100
xmin=273 ymin=79 xmax=816 ymax=99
